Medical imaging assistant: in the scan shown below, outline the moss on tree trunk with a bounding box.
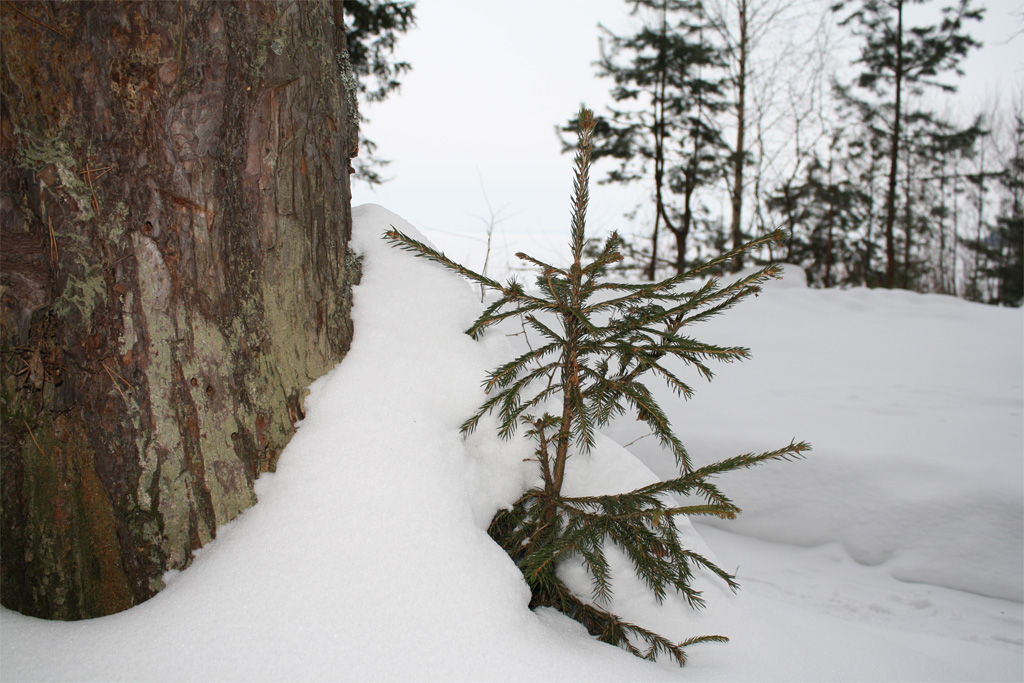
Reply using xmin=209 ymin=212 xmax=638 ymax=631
xmin=1 ymin=0 xmax=359 ymax=620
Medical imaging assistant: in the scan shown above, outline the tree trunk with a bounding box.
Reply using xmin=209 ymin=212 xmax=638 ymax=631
xmin=0 ymin=0 xmax=359 ymax=620
xmin=882 ymin=0 xmax=903 ymax=288
xmin=902 ymin=144 xmax=913 ymax=289
xmin=649 ymin=6 xmax=670 ymax=282
xmin=728 ymin=0 xmax=748 ymax=273
xmin=863 ymin=178 xmax=875 ymax=286
xmin=824 ymin=199 xmax=834 ymax=288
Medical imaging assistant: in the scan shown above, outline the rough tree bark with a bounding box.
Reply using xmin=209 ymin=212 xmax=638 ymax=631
xmin=0 ymin=0 xmax=359 ymax=620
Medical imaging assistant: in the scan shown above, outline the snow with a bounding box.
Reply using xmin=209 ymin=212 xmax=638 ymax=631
xmin=2 ymin=204 xmax=1021 ymax=682
xmin=601 ymin=264 xmax=1024 ymax=603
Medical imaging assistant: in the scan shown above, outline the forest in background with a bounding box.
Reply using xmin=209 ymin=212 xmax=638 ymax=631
xmin=358 ymin=0 xmax=1023 ymax=307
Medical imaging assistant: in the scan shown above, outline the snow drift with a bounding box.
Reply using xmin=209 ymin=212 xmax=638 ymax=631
xmin=1 ymin=204 xmax=1020 ymax=682
xmin=602 ymin=261 xmax=1024 ymax=602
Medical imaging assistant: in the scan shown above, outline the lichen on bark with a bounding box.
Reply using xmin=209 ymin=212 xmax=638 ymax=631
xmin=1 ymin=0 xmax=359 ymax=619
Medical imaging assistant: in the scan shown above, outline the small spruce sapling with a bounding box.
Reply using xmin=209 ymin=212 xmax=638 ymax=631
xmin=386 ymin=107 xmax=810 ymax=666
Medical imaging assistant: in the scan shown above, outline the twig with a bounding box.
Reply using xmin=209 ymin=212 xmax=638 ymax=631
xmin=4 ymin=1 xmax=63 ymax=36
xmin=47 ymin=216 xmax=58 ymax=266
xmin=622 ymin=432 xmax=654 ymax=449
xmin=101 ymin=361 xmax=132 ymax=388
xmin=101 ymin=361 xmax=131 ymax=402
xmin=38 ymin=2 xmax=57 ymax=26
xmin=23 ymin=420 xmax=47 ymax=458
xmin=78 ymin=165 xmax=113 ymax=181
xmin=84 ymin=160 xmax=101 ymax=218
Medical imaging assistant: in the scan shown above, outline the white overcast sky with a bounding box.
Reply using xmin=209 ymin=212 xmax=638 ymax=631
xmin=353 ymin=0 xmax=1024 ymax=252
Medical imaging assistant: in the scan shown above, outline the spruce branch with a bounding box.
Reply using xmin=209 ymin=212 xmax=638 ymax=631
xmin=515 ymin=252 xmax=566 ymax=274
xmin=384 ymin=228 xmax=507 ymax=293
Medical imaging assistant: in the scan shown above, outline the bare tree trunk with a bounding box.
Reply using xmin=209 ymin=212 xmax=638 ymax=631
xmin=648 ymin=1 xmax=671 ymax=282
xmin=902 ymin=143 xmax=914 ymax=289
xmin=1 ymin=0 xmax=359 ymax=620
xmin=824 ymin=155 xmax=834 ymax=288
xmin=782 ymin=186 xmax=797 ymax=262
xmin=675 ymin=140 xmax=699 ymax=274
xmin=938 ymin=163 xmax=949 ymax=293
xmin=728 ymin=0 xmax=748 ymax=272
xmin=651 ymin=97 xmax=667 ymax=280
xmin=951 ymin=154 xmax=961 ymax=295
xmin=883 ymin=0 xmax=904 ymax=288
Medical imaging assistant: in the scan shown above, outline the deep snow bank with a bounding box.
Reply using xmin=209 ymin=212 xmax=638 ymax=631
xmin=2 ymin=205 xmax=1019 ymax=683
xmin=0 ymin=205 xmax=723 ymax=682
xmin=601 ymin=263 xmax=1024 ymax=601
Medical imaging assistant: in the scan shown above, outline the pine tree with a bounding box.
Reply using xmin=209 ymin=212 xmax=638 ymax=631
xmin=964 ymin=114 xmax=1024 ymax=306
xmin=388 ymin=108 xmax=809 ymax=665
xmin=830 ymin=86 xmax=892 ymax=287
xmin=906 ymin=113 xmax=985 ymax=292
xmin=767 ymin=130 xmax=868 ymax=288
xmin=565 ymin=0 xmax=728 ymax=279
xmin=919 ymin=116 xmax=985 ymax=294
xmin=344 ymin=0 xmax=416 ymax=185
xmin=833 ymin=0 xmax=984 ymax=288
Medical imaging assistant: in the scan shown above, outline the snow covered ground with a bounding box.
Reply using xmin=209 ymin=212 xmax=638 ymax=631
xmin=1 ymin=204 xmax=1021 ymax=682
